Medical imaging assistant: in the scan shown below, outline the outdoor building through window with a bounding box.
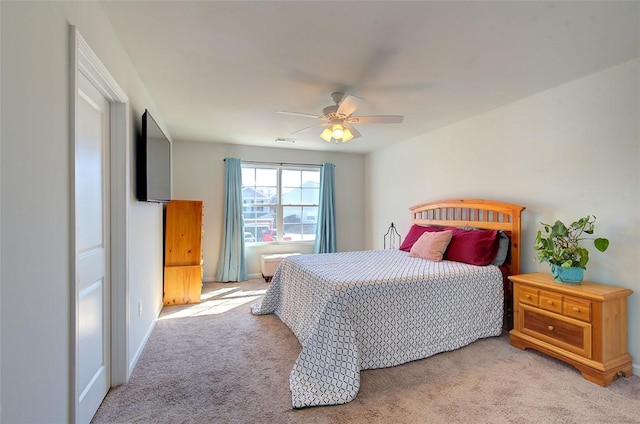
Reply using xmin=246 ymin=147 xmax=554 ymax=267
xmin=241 ymin=163 xmax=321 ymax=243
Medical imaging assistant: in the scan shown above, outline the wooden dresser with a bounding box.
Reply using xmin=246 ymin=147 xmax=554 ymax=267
xmin=163 ymin=200 xmax=203 ymax=305
xmin=509 ymin=272 xmax=633 ymax=386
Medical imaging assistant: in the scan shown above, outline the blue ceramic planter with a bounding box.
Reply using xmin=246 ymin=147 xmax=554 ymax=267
xmin=551 ymin=264 xmax=584 ymax=284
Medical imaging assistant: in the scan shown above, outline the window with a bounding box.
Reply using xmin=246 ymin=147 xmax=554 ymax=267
xmin=242 ymin=164 xmax=320 ymax=243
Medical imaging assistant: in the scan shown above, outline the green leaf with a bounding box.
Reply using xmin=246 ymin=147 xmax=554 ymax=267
xmin=594 ymin=238 xmax=609 ymax=252
xmin=573 ymin=217 xmax=588 ymax=228
xmin=551 ymin=220 xmax=568 ymax=237
xmin=534 ymin=231 xmax=542 ymax=248
xmin=577 ymin=247 xmax=589 ymax=268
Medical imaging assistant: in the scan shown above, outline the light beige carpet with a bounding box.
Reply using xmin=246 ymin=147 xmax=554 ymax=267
xmin=91 ymin=279 xmax=640 ymax=424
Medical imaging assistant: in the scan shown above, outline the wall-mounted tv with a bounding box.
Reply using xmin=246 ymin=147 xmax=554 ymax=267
xmin=136 ymin=109 xmax=172 ymax=203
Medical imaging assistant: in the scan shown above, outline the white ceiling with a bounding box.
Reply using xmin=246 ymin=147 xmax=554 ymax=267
xmin=99 ymin=1 xmax=639 ymax=154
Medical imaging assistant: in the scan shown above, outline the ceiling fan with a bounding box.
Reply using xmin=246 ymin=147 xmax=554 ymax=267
xmin=277 ymin=92 xmax=404 ymax=143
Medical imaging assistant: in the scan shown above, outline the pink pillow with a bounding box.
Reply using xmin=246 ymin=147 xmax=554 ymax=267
xmin=409 ymin=230 xmax=453 ymax=261
xmin=443 ymin=228 xmax=499 ymax=266
xmin=399 ymin=225 xmax=444 ymax=252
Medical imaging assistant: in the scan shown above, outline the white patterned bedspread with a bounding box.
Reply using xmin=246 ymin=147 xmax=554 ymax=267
xmin=250 ymin=249 xmax=503 ymax=408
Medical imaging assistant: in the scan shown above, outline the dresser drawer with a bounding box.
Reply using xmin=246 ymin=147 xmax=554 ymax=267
xmin=521 ymin=305 xmax=592 ymax=358
xmin=519 ymin=286 xmax=539 ymax=306
xmin=539 ymin=290 xmax=563 ymax=314
xmin=563 ymin=296 xmax=591 ymax=322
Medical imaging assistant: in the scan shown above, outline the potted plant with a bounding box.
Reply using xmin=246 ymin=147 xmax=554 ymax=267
xmin=534 ymin=215 xmax=609 ymax=284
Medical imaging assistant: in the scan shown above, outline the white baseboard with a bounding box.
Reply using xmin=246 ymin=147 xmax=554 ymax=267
xmin=127 ymin=305 xmax=159 ymax=380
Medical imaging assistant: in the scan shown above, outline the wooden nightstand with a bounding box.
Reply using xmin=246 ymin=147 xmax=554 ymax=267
xmin=509 ymin=272 xmax=633 ymax=386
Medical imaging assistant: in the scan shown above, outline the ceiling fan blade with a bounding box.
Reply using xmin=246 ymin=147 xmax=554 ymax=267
xmin=347 ymin=115 xmax=404 ymax=124
xmin=336 ymin=94 xmax=363 ymax=118
xmin=277 ymin=110 xmax=322 ymax=119
xmin=291 ymin=122 xmax=327 ymax=134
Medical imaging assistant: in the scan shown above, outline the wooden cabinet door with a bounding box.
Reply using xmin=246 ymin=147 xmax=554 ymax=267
xmin=165 ymin=200 xmax=203 ymax=266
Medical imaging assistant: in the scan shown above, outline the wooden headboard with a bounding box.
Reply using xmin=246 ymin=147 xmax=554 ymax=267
xmin=409 ymin=199 xmax=526 ymax=275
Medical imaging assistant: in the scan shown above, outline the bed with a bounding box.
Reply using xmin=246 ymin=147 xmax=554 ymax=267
xmin=251 ymin=198 xmax=525 ymax=408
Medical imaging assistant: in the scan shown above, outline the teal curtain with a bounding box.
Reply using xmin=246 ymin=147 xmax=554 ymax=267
xmin=314 ymin=163 xmax=337 ymax=253
xmin=215 ymin=158 xmax=247 ymax=282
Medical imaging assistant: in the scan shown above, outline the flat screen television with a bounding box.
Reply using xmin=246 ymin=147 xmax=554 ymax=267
xmin=136 ymin=109 xmax=172 ymax=203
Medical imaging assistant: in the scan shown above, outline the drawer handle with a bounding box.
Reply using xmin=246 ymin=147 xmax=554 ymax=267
xmin=547 ymin=300 xmax=554 ymax=305
xmin=525 ymin=294 xmax=531 ymax=299
xmin=547 ymin=325 xmax=554 ymax=331
xmin=572 ymin=306 xmax=580 ymax=312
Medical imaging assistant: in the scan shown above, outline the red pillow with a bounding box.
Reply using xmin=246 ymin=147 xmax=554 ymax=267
xmin=443 ymin=228 xmax=499 ymax=266
xmin=399 ymin=225 xmax=443 ymax=251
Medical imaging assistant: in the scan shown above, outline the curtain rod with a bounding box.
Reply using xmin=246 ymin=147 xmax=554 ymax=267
xmin=224 ymin=159 xmax=325 ymax=167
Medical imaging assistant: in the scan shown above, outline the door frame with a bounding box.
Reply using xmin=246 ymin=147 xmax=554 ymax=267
xmin=70 ymin=26 xmax=130 ymax=423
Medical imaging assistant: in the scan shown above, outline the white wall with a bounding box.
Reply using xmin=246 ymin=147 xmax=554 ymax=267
xmin=172 ymin=141 xmax=365 ymax=280
xmin=365 ymin=59 xmax=640 ymax=372
xmin=1 ymin=2 xmax=164 ymax=422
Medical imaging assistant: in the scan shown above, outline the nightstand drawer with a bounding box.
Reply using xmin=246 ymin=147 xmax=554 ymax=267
xmin=563 ymin=296 xmax=591 ymax=322
xmin=539 ymin=290 xmax=563 ymax=314
xmin=521 ymin=305 xmax=592 ymax=358
xmin=519 ymin=286 xmax=539 ymax=306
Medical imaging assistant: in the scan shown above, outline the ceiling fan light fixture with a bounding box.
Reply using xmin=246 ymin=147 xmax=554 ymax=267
xmin=331 ymin=123 xmax=344 ymax=139
xmin=341 ymin=128 xmax=354 ymax=142
xmin=320 ymin=128 xmax=333 ymax=142
xmin=283 ymin=92 xmax=404 ymax=145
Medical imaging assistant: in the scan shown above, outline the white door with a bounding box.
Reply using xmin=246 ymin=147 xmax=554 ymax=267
xmin=76 ymin=71 xmax=111 ymax=424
